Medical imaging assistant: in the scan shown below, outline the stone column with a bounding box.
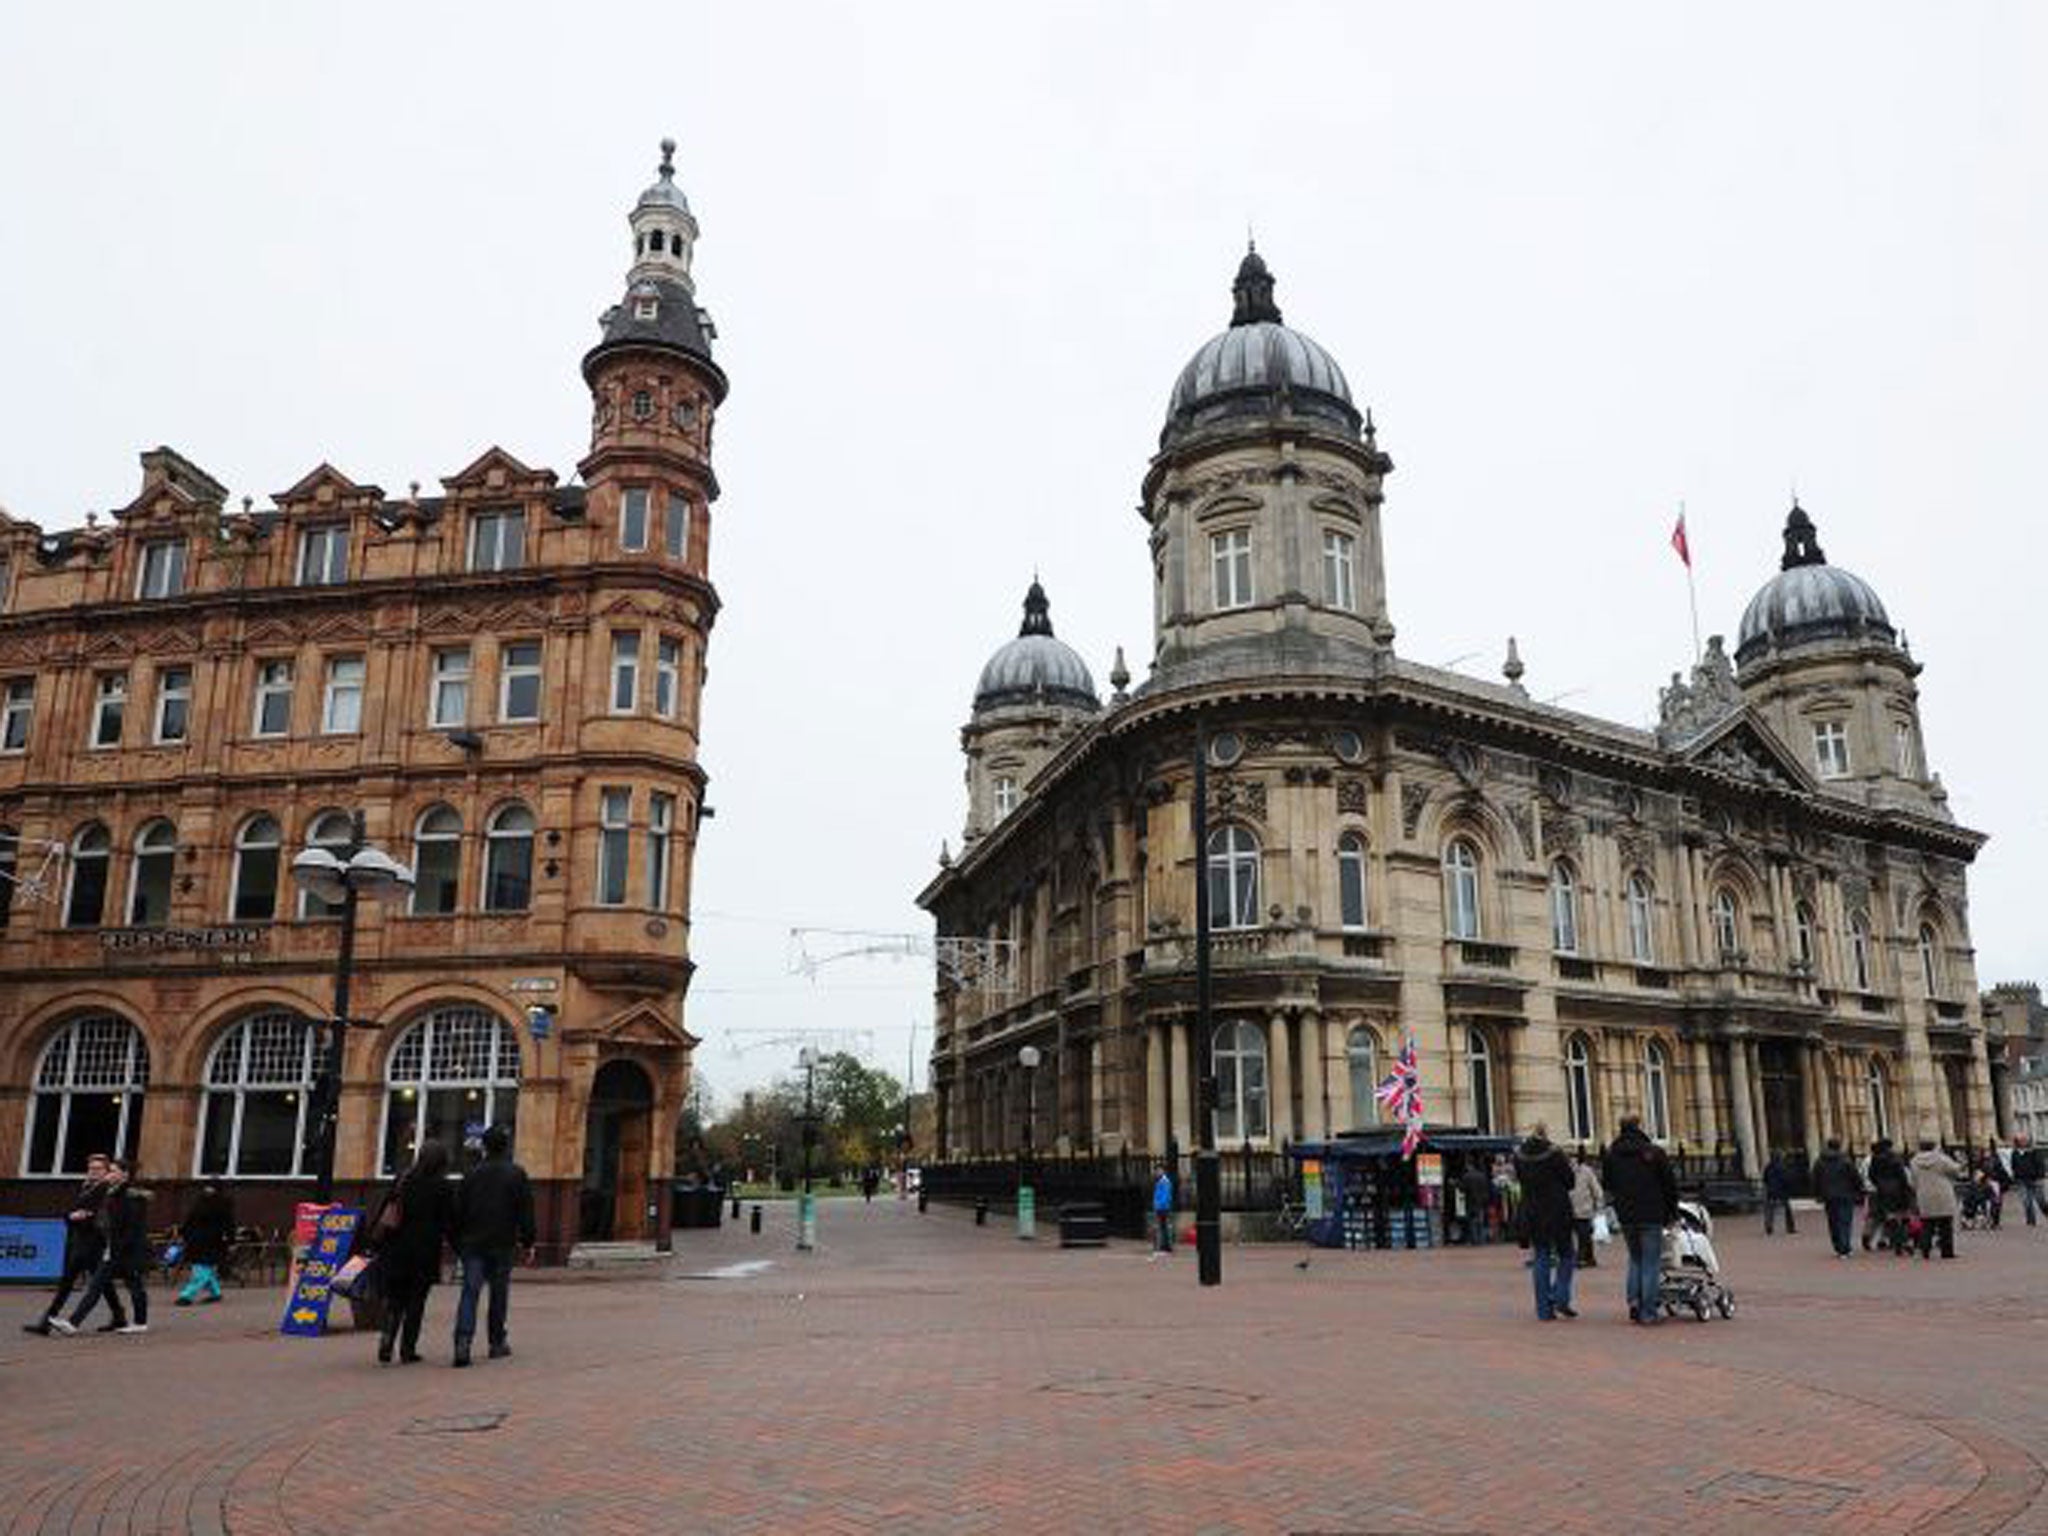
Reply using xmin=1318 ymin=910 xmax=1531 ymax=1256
xmin=1672 ymin=844 xmax=1701 ymax=968
xmin=1687 ymin=1035 xmax=1721 ymax=1149
xmin=1747 ymin=1041 xmax=1770 ymax=1164
xmin=1799 ymin=1040 xmax=1825 ymax=1155
xmin=1726 ymin=1037 xmax=1761 ymax=1177
xmin=1088 ymin=1037 xmax=1106 ymax=1153
xmin=1299 ymin=1008 xmax=1327 ymax=1141
xmin=1146 ymin=1024 xmax=1167 ymax=1154
xmin=1268 ymin=1009 xmax=1294 ymax=1145
xmin=1169 ymin=1020 xmax=1192 ymax=1150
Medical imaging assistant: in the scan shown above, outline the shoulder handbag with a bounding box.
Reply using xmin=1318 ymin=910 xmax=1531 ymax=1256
xmin=370 ymin=1189 xmax=405 ymax=1243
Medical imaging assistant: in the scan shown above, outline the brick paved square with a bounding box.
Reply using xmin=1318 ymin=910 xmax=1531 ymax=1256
xmin=2 ymin=1200 xmax=2044 ymax=1534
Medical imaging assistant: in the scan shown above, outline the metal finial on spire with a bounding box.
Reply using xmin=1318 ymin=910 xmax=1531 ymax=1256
xmin=1247 ymin=223 xmax=1256 ymax=255
xmin=1503 ymin=636 xmax=1526 ymax=693
xmin=1110 ymin=645 xmax=1131 ymax=701
xmin=659 ymin=138 xmax=677 ymax=178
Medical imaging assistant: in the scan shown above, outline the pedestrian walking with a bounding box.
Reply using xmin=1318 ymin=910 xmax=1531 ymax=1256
xmin=1601 ymin=1115 xmax=1678 ymax=1326
xmin=22 ymin=1153 xmax=119 ymax=1336
xmin=367 ymin=1138 xmax=455 ymax=1365
xmin=175 ymin=1180 xmax=235 ymax=1306
xmin=450 ymin=1125 xmax=535 ymax=1368
xmin=1570 ymin=1154 xmax=1604 ymax=1269
xmin=1865 ymin=1139 xmax=1911 ymax=1253
xmin=1761 ymin=1152 xmax=1798 ymax=1236
xmin=1149 ymin=1163 xmax=1175 ymax=1257
xmin=1977 ymin=1146 xmax=2010 ymax=1229
xmin=2011 ymin=1133 xmax=2046 ymax=1228
xmin=48 ymin=1159 xmax=151 ymax=1335
xmin=1812 ymin=1139 xmax=1863 ymax=1257
xmin=1459 ymin=1159 xmax=1493 ymax=1246
xmin=1515 ymin=1124 xmax=1577 ymax=1320
xmin=1908 ymin=1139 xmax=1963 ymax=1260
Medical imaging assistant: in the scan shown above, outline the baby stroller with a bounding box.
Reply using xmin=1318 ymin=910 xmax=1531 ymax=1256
xmin=1659 ymin=1200 xmax=1736 ymax=1321
xmin=1958 ymin=1178 xmax=2000 ymax=1232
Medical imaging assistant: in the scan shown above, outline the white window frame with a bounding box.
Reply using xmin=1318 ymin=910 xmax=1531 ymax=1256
xmin=298 ymin=811 xmax=354 ymax=919
xmin=993 ymin=775 xmax=1018 ymax=821
xmin=127 ymin=819 xmax=177 ymax=927
xmin=1212 ymin=1020 xmax=1269 ymax=1143
xmin=1711 ymin=888 xmax=1740 ymax=957
xmin=1345 ymin=1026 xmax=1380 ymax=1128
xmin=1 ymin=678 xmax=32 ymax=753
xmin=468 ymin=508 xmax=526 ymax=573
xmin=429 ymin=648 xmax=471 ymax=730
xmin=90 ymin=673 xmax=126 ymax=750
xmin=21 ymin=1016 xmax=150 ymax=1177
xmin=1443 ymin=839 xmax=1481 ymax=940
xmin=483 ymin=803 xmax=536 ymax=913
xmin=647 ymin=792 xmax=674 ymax=908
xmin=655 ymin=637 xmax=681 ymax=719
xmin=1812 ymin=720 xmax=1850 ymax=779
xmin=1626 ymin=874 xmax=1656 ymax=963
xmin=610 ymin=632 xmax=641 ymax=714
xmin=498 ymin=641 xmax=542 ymax=723
xmin=64 ymin=824 xmax=111 ymax=928
xmin=378 ymin=1007 xmax=522 ymax=1176
xmin=230 ymin=815 xmax=283 ymax=922
xmin=1206 ymin=825 xmax=1262 ymax=930
xmin=1867 ymin=1057 xmax=1890 ymax=1140
xmin=620 ymin=487 xmax=651 ymax=553
xmin=597 ymin=787 xmax=631 ymax=906
xmin=136 ymin=539 xmax=186 ymax=600
xmin=1643 ymin=1041 xmax=1671 ymax=1142
xmin=1850 ymin=913 xmax=1874 ymax=992
xmin=665 ymin=496 xmax=689 ymax=559
xmin=321 ymin=655 xmax=365 ymax=735
xmin=1794 ymin=902 xmax=1816 ymax=970
xmin=297 ymin=524 xmax=349 ymax=586
xmin=1337 ymin=832 xmax=1368 ymax=929
xmin=410 ymin=805 xmax=463 ymax=916
xmin=1211 ymin=529 xmax=1253 ymax=610
xmin=196 ymin=1012 xmax=317 ymax=1178
xmin=253 ymin=659 xmax=294 ymax=738
xmin=1467 ymin=1026 xmax=1495 ymax=1134
xmin=153 ymin=666 xmax=192 ymax=745
xmin=1548 ymin=861 xmax=1578 ymax=954
xmin=1893 ymin=720 xmax=1917 ymax=778
xmin=1563 ymin=1034 xmax=1595 ymax=1144
xmin=1322 ymin=528 xmax=1357 ymax=612
xmin=1918 ymin=924 xmax=1940 ymax=997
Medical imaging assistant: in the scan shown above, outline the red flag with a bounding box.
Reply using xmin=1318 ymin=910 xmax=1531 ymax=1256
xmin=1670 ymin=513 xmax=1691 ymax=569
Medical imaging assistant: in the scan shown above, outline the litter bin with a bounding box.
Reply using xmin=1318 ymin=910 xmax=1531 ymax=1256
xmin=670 ymin=1182 xmax=726 ymax=1229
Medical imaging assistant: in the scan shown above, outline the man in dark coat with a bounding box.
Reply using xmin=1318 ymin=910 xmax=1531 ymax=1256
xmin=2012 ymin=1134 xmax=2046 ymax=1228
xmin=1864 ymin=1139 xmax=1911 ymax=1253
xmin=1601 ymin=1116 xmax=1678 ymax=1325
xmin=1514 ymin=1124 xmax=1578 ymax=1320
xmin=23 ymin=1152 xmax=121 ymax=1335
xmin=1762 ymin=1152 xmax=1797 ymax=1235
xmin=1459 ymin=1160 xmax=1494 ymax=1246
xmin=450 ymin=1124 xmax=536 ymax=1368
xmin=1811 ymin=1138 xmax=1864 ymax=1257
xmin=51 ymin=1159 xmax=151 ymax=1335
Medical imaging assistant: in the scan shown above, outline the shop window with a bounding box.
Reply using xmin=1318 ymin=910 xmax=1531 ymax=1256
xmin=198 ymin=1012 xmax=316 ymax=1177
xmin=380 ymin=1006 xmax=521 ymax=1175
xmin=23 ymin=1016 xmax=149 ymax=1175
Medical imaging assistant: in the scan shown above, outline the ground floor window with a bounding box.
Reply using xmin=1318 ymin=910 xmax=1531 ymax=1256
xmin=1467 ymin=1027 xmax=1495 ymax=1134
xmin=1346 ymin=1026 xmax=1379 ymax=1129
xmin=199 ymin=1011 xmax=315 ymax=1177
xmin=23 ymin=1015 xmax=149 ymax=1175
xmin=381 ymin=1005 xmax=522 ymax=1174
xmin=1213 ymin=1019 xmax=1268 ymax=1142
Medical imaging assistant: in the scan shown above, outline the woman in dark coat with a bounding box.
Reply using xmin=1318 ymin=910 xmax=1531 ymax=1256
xmin=368 ymin=1139 xmax=455 ymax=1365
xmin=176 ymin=1181 xmax=236 ymax=1305
xmin=1514 ymin=1124 xmax=1579 ymax=1321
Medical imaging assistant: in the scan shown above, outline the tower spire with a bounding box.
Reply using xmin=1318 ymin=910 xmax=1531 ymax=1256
xmin=1230 ymin=247 xmax=1282 ymax=327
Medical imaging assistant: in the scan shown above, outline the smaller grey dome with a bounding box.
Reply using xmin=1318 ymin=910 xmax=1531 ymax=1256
xmin=636 ymin=139 xmax=693 ymax=216
xmin=1735 ymin=505 xmax=1895 ymax=666
xmin=1163 ymin=250 xmax=1359 ymax=445
xmin=974 ymin=582 xmax=1099 ymax=714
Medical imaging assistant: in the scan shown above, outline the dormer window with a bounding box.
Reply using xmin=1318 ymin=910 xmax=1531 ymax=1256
xmin=298 ymin=524 xmax=349 ymax=586
xmin=468 ymin=507 xmax=525 ymax=573
xmin=136 ymin=538 xmax=186 ymax=600
xmin=1812 ymin=720 xmax=1850 ymax=780
xmin=634 ymin=296 xmax=659 ymax=321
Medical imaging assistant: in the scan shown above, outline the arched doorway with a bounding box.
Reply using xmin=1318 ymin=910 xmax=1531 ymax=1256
xmin=582 ymin=1059 xmax=655 ymax=1242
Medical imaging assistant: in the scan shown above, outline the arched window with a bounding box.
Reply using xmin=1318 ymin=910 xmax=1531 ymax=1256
xmin=299 ymin=810 xmax=354 ymax=918
xmin=1337 ymin=833 xmax=1368 ymax=929
xmin=1443 ymin=838 xmax=1481 ymax=940
xmin=1563 ymin=1034 xmax=1595 ymax=1143
xmin=1850 ymin=912 xmax=1874 ymax=992
xmin=1345 ymin=1025 xmax=1380 ymax=1129
xmin=232 ymin=815 xmax=282 ymax=921
xmin=1867 ymin=1056 xmax=1890 ymax=1141
xmin=1643 ymin=1040 xmax=1672 ymax=1142
xmin=484 ymin=803 xmax=535 ymax=912
xmin=411 ymin=805 xmax=462 ymax=916
xmin=1918 ymin=924 xmax=1941 ymax=997
xmin=64 ymin=823 xmax=110 ymax=928
xmin=1794 ymin=902 xmax=1816 ymax=970
xmin=380 ymin=1005 xmax=521 ymax=1174
xmin=1212 ymin=1020 xmax=1269 ymax=1142
xmin=1467 ymin=1026 xmax=1495 ymax=1134
xmin=1548 ymin=861 xmax=1578 ymax=953
xmin=198 ymin=1012 xmax=316 ymax=1176
xmin=1711 ymin=887 xmax=1740 ymax=957
xmin=1206 ymin=826 xmax=1261 ymax=930
xmin=127 ymin=819 xmax=176 ymax=927
xmin=1626 ymin=874 xmax=1656 ymax=963
xmin=23 ymin=1015 xmax=148 ymax=1174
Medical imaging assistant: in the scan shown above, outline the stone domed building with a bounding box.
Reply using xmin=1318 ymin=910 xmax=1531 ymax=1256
xmin=919 ymin=249 xmax=1998 ymax=1185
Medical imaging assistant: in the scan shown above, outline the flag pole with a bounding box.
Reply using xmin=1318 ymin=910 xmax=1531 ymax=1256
xmin=1682 ymin=500 xmax=1701 ymax=664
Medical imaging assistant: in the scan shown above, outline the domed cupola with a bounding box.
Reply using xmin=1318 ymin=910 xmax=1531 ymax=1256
xmin=1735 ymin=504 xmax=1896 ymax=669
xmin=1162 ymin=247 xmax=1360 ymax=448
xmin=973 ymin=581 xmax=1100 ymax=715
xmin=583 ymin=139 xmax=724 ymax=397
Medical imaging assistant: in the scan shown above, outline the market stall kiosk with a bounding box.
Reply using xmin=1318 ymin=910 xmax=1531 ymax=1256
xmin=1290 ymin=1127 xmax=1519 ymax=1250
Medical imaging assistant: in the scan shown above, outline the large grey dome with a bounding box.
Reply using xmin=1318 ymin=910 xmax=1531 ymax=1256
xmin=1163 ymin=250 xmax=1359 ymax=445
xmin=1735 ymin=505 xmax=1895 ymax=666
xmin=974 ymin=582 xmax=1099 ymax=714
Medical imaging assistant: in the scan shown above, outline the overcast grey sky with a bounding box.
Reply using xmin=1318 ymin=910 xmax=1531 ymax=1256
xmin=3 ymin=4 xmax=2041 ymax=1105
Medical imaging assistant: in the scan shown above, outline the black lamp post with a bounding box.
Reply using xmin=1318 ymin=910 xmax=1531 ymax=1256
xmin=290 ymin=810 xmax=413 ymax=1204
xmin=797 ymin=1046 xmax=819 ymax=1251
xmin=1017 ymin=1044 xmax=1040 ymax=1239
xmin=1191 ymin=722 xmax=1222 ymax=1287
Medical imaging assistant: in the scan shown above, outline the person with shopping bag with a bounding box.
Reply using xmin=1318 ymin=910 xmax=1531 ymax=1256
xmin=174 ymin=1181 xmax=235 ymax=1306
xmin=364 ymin=1139 xmax=455 ymax=1365
xmin=1570 ymin=1153 xmax=1605 ymax=1268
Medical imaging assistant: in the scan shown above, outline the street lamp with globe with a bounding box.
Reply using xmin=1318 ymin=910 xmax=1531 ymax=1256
xmin=290 ymin=810 xmax=414 ymax=1203
xmin=1016 ymin=1044 xmax=1041 ymax=1240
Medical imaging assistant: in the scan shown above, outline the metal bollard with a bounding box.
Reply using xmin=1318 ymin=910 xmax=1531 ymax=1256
xmin=917 ymin=1188 xmax=928 ymax=1214
xmin=750 ymin=1204 xmax=762 ymax=1235
xmin=975 ymin=1197 xmax=988 ymax=1226
xmin=730 ymin=1194 xmax=741 ymax=1220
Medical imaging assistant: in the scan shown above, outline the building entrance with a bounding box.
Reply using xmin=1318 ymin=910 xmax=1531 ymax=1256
xmin=581 ymin=1058 xmax=655 ymax=1242
xmin=1757 ymin=1040 xmax=1807 ymax=1162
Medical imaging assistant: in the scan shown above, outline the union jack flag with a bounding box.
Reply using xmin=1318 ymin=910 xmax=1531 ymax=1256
xmin=1375 ymin=1035 xmax=1426 ymax=1157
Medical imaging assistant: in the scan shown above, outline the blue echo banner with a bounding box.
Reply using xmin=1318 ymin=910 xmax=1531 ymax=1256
xmin=280 ymin=1205 xmax=362 ymax=1337
xmin=0 ymin=1216 xmax=67 ymax=1282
